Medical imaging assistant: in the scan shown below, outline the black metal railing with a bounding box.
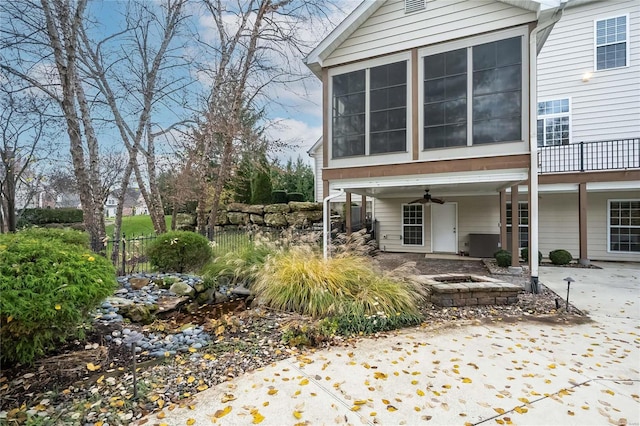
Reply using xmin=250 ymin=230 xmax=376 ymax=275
xmin=103 ymin=227 xmax=323 ymax=276
xmin=538 ymin=138 xmax=640 ymax=173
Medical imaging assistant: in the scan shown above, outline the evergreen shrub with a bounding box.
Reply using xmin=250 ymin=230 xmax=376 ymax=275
xmin=549 ymin=249 xmax=573 ymax=265
xmin=287 ymin=192 xmax=304 ymax=202
xmin=271 ymin=190 xmax=288 ymax=204
xmin=521 ymin=248 xmax=543 ymax=263
xmin=147 ymin=231 xmax=212 ymax=273
xmin=0 ymin=233 xmax=116 ymax=365
xmin=19 ymin=208 xmax=83 ymax=226
xmin=495 ymin=251 xmax=512 ymax=267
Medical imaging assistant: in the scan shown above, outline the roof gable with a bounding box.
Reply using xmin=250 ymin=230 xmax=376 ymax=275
xmin=304 ymin=0 xmax=546 ymax=76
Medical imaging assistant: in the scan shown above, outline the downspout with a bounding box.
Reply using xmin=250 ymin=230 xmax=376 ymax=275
xmin=528 ymin=3 xmax=566 ymax=293
xmin=323 ymin=189 xmax=345 ymax=259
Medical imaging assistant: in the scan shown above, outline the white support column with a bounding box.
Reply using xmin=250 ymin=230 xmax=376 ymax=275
xmin=529 ymin=29 xmax=540 ymax=293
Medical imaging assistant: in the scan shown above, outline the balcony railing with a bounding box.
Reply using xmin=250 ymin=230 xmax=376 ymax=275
xmin=538 ymin=138 xmax=640 ymax=174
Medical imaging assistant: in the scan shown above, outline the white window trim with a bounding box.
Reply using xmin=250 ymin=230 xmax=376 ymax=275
xmin=401 ymin=203 xmax=424 ymax=247
xmin=328 ymin=51 xmax=412 ymax=161
xmin=506 ymin=201 xmax=529 ymax=249
xmin=593 ymin=14 xmax=630 ymax=71
xmin=418 ymin=26 xmax=529 ymax=151
xmin=536 ymin=97 xmax=572 ymax=147
xmin=607 ymin=199 xmax=640 ymax=254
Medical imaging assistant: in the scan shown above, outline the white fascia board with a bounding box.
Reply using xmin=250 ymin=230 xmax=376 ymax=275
xmin=307 ymin=137 xmax=322 ymax=156
xmin=304 ymin=0 xmax=385 ymax=77
xmin=587 ymin=181 xmax=640 ymax=192
xmin=498 ymin=0 xmax=541 ymax=13
xmin=329 ymin=170 xmax=529 ymax=191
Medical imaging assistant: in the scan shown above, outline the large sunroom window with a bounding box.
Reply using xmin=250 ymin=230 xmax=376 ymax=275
xmin=423 ymin=35 xmax=523 ymax=149
xmin=332 ymin=60 xmax=407 ymax=158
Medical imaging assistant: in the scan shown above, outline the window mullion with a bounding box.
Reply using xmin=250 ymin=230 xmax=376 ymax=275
xmin=466 ymin=47 xmax=473 ymax=147
xmin=365 ymin=68 xmax=371 ymax=156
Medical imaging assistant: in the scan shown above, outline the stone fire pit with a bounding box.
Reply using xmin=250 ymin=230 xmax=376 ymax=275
xmin=412 ymin=274 xmax=522 ymax=307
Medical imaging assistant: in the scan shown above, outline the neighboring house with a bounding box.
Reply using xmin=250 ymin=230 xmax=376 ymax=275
xmin=305 ymin=0 xmax=639 ymax=277
xmin=105 ymin=188 xmax=149 ymax=218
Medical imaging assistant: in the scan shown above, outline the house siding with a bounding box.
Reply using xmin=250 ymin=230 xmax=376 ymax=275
xmin=537 ymin=0 xmax=640 ymax=142
xmin=538 ymin=193 xmax=580 ymax=258
xmin=325 ymin=0 xmax=536 ymax=67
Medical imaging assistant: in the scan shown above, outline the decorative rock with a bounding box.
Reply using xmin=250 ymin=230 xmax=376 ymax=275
xmin=118 ymin=304 xmax=157 ymax=325
xmin=286 ymin=211 xmax=323 ymax=227
xmin=264 ymin=213 xmax=288 ymax=227
xmin=226 ymin=203 xmax=247 ymax=212
xmin=156 ymin=295 xmax=189 ymax=312
xmin=264 ymin=204 xmax=290 ymax=214
xmin=193 ymin=282 xmax=206 ymax=293
xmin=250 ymin=214 xmax=265 ymax=225
xmin=231 ymin=285 xmax=252 ymax=297
xmin=244 ymin=204 xmax=264 ymax=215
xmin=214 ymin=210 xmax=229 ymax=226
xmin=288 ymin=201 xmax=321 ymax=212
xmin=128 ymin=277 xmax=150 ymax=290
xmin=227 ymin=212 xmax=249 ymax=225
xmin=169 ymin=282 xmax=195 ymax=297
xmin=106 ymin=296 xmax=135 ymax=307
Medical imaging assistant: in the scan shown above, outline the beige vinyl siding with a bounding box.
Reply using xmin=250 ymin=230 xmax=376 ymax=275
xmin=538 ymin=193 xmax=580 ymax=258
xmin=325 ymin=0 xmax=536 ymax=67
xmin=537 ymin=0 xmax=640 ymax=142
xmin=312 ymin=144 xmax=346 ymax=203
xmin=374 ymin=195 xmax=501 ymax=254
xmin=455 ymin=196 xmax=500 ymax=253
xmin=375 ymin=198 xmax=431 ymax=253
xmin=587 ymin=192 xmax=640 ymax=262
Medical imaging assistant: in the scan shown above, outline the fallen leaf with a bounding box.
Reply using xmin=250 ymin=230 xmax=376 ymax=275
xmin=157 ymin=411 xmax=166 ymax=419
xmin=221 ymin=393 xmax=236 ymax=403
xmin=86 ymin=363 xmax=101 ymax=372
xmin=186 ymin=419 xmax=196 ymax=425
xmin=267 ymin=389 xmax=278 ymax=395
xmin=494 ymin=408 xmax=505 ymax=414
xmin=293 ymin=410 xmax=302 ymax=419
xmin=387 ymin=405 xmax=397 ymax=412
xmin=462 ymin=377 xmax=472 ymax=384
xmin=213 ymin=406 xmax=232 ymax=419
xmin=187 ymin=376 xmax=196 ymax=384
xmin=299 ymin=378 xmax=309 ymax=386
xmin=417 ymin=389 xmax=425 ymax=396
xmin=567 ymin=410 xmax=574 ymax=416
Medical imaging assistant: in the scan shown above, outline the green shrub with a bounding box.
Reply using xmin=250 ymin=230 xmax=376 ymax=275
xmin=287 ymin=192 xmax=304 ymax=202
xmin=494 ymin=249 xmax=509 ymax=258
xmin=0 ymin=234 xmax=116 ymax=365
xmin=147 ymin=231 xmax=212 ymax=273
xmin=18 ymin=227 xmax=90 ymax=248
xmin=495 ymin=251 xmax=512 ymax=267
xmin=271 ymin=190 xmax=288 ymax=204
xmin=549 ymin=249 xmax=572 ymax=265
xmin=253 ymin=247 xmax=425 ymax=335
xmin=251 ymin=168 xmax=273 ymax=205
xmin=18 ymin=208 xmax=83 ymax=226
xmin=521 ymin=248 xmax=542 ymax=263
xmin=201 ymin=242 xmax=274 ymax=289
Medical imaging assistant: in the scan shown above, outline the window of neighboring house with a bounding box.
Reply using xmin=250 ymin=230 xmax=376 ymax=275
xmin=423 ymin=34 xmax=522 ymax=149
xmin=609 ymin=200 xmax=640 ymax=252
xmin=332 ymin=60 xmax=407 ymax=158
xmin=595 ymin=15 xmax=628 ymax=70
xmin=402 ymin=204 xmax=423 ymax=245
xmin=506 ymin=202 xmax=528 ymax=249
xmin=537 ymin=99 xmax=570 ymax=146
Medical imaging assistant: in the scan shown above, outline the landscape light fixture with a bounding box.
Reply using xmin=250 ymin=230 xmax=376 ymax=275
xmin=563 ymin=276 xmax=575 ymax=312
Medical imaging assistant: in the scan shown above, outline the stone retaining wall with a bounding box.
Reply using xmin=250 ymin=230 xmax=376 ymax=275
xmin=215 ymin=201 xmax=323 ymax=229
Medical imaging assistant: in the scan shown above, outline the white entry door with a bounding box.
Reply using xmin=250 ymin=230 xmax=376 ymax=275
xmin=431 ymin=203 xmax=457 ymax=253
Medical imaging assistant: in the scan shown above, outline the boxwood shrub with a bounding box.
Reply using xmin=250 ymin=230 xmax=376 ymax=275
xmin=495 ymin=251 xmax=512 ymax=267
xmin=549 ymin=249 xmax=573 ymax=265
xmin=521 ymin=248 xmax=543 ymax=263
xmin=271 ymin=190 xmax=288 ymax=204
xmin=0 ymin=233 xmax=116 ymax=365
xmin=18 ymin=208 xmax=83 ymax=226
xmin=147 ymin=231 xmax=212 ymax=273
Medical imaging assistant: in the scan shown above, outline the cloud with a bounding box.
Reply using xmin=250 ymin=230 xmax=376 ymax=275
xmin=264 ymin=117 xmax=322 ymax=164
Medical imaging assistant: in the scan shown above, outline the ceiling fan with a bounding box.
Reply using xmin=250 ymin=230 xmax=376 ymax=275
xmin=409 ymin=189 xmax=445 ymax=205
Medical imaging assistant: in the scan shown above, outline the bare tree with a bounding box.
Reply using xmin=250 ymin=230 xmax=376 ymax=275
xmin=77 ymin=0 xmax=191 ymax=241
xmin=192 ymin=0 xmax=336 ymax=234
xmin=1 ymin=0 xmax=106 ymax=250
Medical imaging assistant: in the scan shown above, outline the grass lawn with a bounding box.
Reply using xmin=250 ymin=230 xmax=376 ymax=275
xmin=106 ymin=215 xmax=172 ymax=237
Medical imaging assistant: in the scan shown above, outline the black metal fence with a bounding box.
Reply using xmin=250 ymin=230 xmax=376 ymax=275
xmin=104 ymin=227 xmax=323 ymax=276
xmin=538 ymin=138 xmax=640 ymax=173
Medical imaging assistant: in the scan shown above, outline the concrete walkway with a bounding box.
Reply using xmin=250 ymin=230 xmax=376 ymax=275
xmin=138 ymin=264 xmax=640 ymax=425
